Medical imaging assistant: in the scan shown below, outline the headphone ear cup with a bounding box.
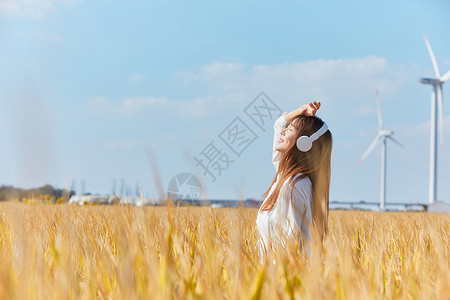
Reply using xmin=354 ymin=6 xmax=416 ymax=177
xmin=297 ymin=136 xmax=312 ymax=152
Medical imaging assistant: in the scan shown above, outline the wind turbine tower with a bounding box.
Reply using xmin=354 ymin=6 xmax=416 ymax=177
xmin=359 ymin=90 xmax=403 ymax=210
xmin=419 ymin=34 xmax=450 ymax=204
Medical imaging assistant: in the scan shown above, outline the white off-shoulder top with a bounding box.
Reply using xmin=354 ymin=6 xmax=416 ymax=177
xmin=256 ymin=112 xmax=313 ymax=260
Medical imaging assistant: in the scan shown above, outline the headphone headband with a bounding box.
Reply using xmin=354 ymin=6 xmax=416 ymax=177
xmin=296 ymin=122 xmax=328 ymax=152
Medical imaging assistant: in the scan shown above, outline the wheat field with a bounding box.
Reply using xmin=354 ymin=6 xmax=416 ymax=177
xmin=0 ymin=202 xmax=448 ymax=299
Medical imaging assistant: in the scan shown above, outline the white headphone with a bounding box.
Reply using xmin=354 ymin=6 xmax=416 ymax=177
xmin=296 ymin=122 xmax=328 ymax=152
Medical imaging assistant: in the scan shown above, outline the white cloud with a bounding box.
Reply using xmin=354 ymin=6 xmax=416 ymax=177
xmin=176 ymin=62 xmax=245 ymax=84
xmin=348 ymin=105 xmax=377 ymax=117
xmin=87 ymin=96 xmax=166 ymax=116
xmin=86 ymin=93 xmax=247 ymax=118
xmin=88 ymin=56 xmax=413 ymax=119
xmin=129 ymin=73 xmax=146 ymax=83
xmin=396 ymin=115 xmax=450 ymax=137
xmin=36 ymin=30 xmax=63 ymax=41
xmin=101 ymin=140 xmax=139 ymax=149
xmin=176 ymin=56 xmax=410 ymax=104
xmin=0 ymin=0 xmax=79 ymax=18
xmin=121 ymin=96 xmax=166 ymax=115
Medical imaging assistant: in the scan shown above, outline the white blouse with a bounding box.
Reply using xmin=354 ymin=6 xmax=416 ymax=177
xmin=256 ymin=112 xmax=313 ymax=259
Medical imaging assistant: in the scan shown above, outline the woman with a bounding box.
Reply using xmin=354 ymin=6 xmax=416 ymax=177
xmin=256 ymin=101 xmax=332 ymax=260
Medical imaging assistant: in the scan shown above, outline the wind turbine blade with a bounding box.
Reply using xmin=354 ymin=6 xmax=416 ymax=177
xmin=438 ymin=86 xmax=444 ymax=146
xmin=424 ymin=34 xmax=441 ymax=78
xmin=376 ymin=89 xmax=383 ymax=130
xmin=441 ymin=70 xmax=450 ymax=82
xmin=359 ymin=134 xmax=381 ymax=164
xmin=387 ymin=136 xmax=404 ymax=148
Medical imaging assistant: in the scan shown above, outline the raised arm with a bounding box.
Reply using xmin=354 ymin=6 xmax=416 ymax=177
xmin=272 ymin=112 xmax=288 ymax=171
xmin=272 ymin=101 xmax=321 ymax=171
xmin=284 ymin=101 xmax=321 ymax=123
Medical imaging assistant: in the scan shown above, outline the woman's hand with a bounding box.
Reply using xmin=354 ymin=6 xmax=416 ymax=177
xmin=298 ymin=101 xmax=321 ymax=116
xmin=284 ymin=101 xmax=320 ymax=122
xmin=284 ymin=101 xmax=321 ymax=123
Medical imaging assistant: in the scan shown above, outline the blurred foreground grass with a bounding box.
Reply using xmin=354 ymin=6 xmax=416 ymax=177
xmin=0 ymin=202 xmax=448 ymax=299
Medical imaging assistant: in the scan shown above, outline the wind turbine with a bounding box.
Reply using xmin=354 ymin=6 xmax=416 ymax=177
xmin=419 ymin=34 xmax=450 ymax=204
xmin=359 ymin=89 xmax=403 ymax=210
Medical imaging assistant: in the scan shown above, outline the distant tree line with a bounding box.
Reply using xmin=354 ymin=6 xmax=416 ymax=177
xmin=0 ymin=184 xmax=75 ymax=201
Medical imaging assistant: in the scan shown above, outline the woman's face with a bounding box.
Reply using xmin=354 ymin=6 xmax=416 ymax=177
xmin=275 ymin=120 xmax=299 ymax=152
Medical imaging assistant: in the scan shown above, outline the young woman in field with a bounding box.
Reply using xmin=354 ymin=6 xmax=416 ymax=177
xmin=256 ymin=101 xmax=332 ymax=260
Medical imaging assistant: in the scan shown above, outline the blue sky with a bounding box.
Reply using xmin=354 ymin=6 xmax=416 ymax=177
xmin=1 ymin=0 xmax=450 ymax=204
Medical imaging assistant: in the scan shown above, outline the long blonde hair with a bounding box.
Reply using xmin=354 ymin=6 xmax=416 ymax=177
xmin=260 ymin=115 xmax=332 ymax=241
